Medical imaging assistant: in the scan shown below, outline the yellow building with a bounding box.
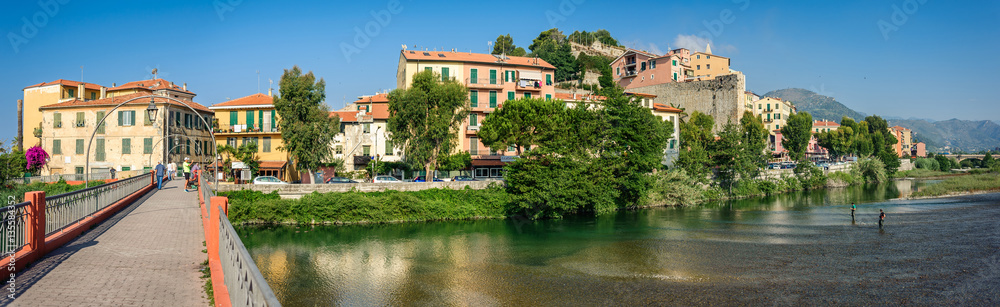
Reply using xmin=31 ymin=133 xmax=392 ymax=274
xmin=689 ymin=45 xmax=732 ymax=80
xmin=37 ymin=88 xmax=214 ymax=176
xmin=755 ymin=97 xmax=796 ymax=134
xmin=21 ymin=80 xmax=105 ymax=149
xmin=209 ymin=92 xmax=297 ymax=182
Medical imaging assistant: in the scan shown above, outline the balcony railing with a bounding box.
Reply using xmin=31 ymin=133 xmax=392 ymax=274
xmin=215 ymin=124 xmax=280 ymax=134
xmin=466 ymin=78 xmax=503 ymax=88
xmin=515 ymin=80 xmax=543 ymax=91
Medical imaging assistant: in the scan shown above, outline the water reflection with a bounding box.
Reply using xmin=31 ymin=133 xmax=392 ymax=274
xmin=237 ymin=179 xmax=969 ymax=306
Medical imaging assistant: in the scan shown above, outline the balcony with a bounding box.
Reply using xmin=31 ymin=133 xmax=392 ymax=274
xmin=215 ymin=124 xmax=280 ymax=134
xmin=515 ymin=79 xmax=543 ymax=92
xmin=466 ymin=125 xmax=479 ymax=135
xmin=465 ymin=77 xmax=504 ymax=89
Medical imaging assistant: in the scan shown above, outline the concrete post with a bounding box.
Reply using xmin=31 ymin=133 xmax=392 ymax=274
xmin=24 ymin=191 xmax=46 ymax=254
xmin=208 ymin=196 xmax=227 ymax=264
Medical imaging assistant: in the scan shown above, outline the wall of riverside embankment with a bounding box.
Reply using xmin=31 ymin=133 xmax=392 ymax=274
xmin=630 ymin=73 xmax=747 ymax=133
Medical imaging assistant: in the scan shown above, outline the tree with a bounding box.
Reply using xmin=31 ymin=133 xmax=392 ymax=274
xmin=599 ymin=89 xmax=672 ymax=206
xmin=712 ymin=121 xmax=742 ymax=192
xmin=217 ymin=142 xmax=259 ymax=180
xmin=983 ymin=152 xmax=996 ymax=168
xmin=781 ymin=111 xmax=813 ymax=162
xmin=738 ymin=111 xmax=769 ymax=180
xmin=491 ymin=34 xmax=526 ymax=56
xmin=529 ymin=28 xmax=577 ymax=82
xmin=676 ymin=111 xmax=715 ymax=183
xmin=387 ymin=70 xmax=470 ymax=183
xmin=437 ymin=151 xmax=471 ymax=172
xmin=479 ymin=97 xmax=564 ymax=156
xmin=1 ymin=140 xmax=27 ymax=186
xmin=273 ymin=66 xmax=341 ymax=181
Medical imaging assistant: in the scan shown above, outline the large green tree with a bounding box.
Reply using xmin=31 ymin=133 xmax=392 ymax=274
xmin=529 ymin=28 xmax=577 ymax=81
xmin=387 ymin=70 xmax=470 ymax=182
xmin=738 ymin=111 xmax=770 ymax=180
xmin=491 ymin=34 xmax=527 ymax=56
xmin=599 ymin=90 xmax=672 ymax=207
xmin=479 ymin=97 xmax=564 ymax=156
xmin=676 ymin=111 xmax=715 ymax=183
xmin=273 ymin=66 xmax=340 ymax=181
xmin=780 ymin=111 xmax=813 ymax=162
xmin=1 ymin=139 xmax=27 ymax=186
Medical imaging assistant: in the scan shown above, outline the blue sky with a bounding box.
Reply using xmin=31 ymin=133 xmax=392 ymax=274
xmin=2 ymin=0 xmax=998 ymax=143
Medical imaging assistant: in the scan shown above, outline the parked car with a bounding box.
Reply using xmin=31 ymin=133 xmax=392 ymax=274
xmin=253 ymin=176 xmax=288 ymax=185
xmin=452 ymin=176 xmax=478 ymax=181
xmin=326 ymin=177 xmax=357 ymax=183
xmin=373 ymin=176 xmax=402 ymax=183
xmin=414 ymin=176 xmax=444 ymax=182
xmin=780 ymin=162 xmax=797 ymax=169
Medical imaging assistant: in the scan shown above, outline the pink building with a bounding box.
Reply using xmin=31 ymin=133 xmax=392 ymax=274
xmin=611 ymin=48 xmax=693 ymax=90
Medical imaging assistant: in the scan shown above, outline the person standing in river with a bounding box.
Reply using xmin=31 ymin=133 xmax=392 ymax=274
xmin=851 ymin=203 xmax=856 ymax=219
xmin=879 ymin=209 xmax=886 ymax=228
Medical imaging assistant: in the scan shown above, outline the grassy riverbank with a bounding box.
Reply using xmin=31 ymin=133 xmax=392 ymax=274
xmin=911 ymin=173 xmax=1000 ymax=197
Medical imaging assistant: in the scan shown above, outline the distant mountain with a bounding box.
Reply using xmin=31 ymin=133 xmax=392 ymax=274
xmin=763 ymin=88 xmax=1000 ymax=152
xmin=762 ymin=88 xmax=866 ymax=122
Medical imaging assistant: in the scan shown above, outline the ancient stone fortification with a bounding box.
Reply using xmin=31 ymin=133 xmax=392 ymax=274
xmin=631 ymin=73 xmax=747 ymax=133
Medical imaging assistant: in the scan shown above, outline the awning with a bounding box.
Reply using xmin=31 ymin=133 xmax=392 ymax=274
xmin=260 ymin=161 xmax=287 ymax=170
xmin=471 ymin=159 xmax=506 ymax=167
xmin=518 ymin=70 xmax=542 ymax=80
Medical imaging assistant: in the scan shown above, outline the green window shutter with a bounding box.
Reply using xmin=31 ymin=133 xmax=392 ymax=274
xmin=76 ymin=139 xmax=84 ymax=155
xmin=54 ymin=113 xmax=61 ymax=128
xmin=91 ymin=92 xmax=96 ymax=100
xmin=508 ymin=91 xmax=515 ymax=101
xmin=96 ymin=138 xmax=105 ymax=161
xmin=263 ymin=137 xmax=271 ymax=153
xmin=616 ymin=67 xmax=620 ymax=75
xmin=673 ymin=60 xmax=677 ymax=66
xmin=118 ymin=111 xmax=124 ymax=126
xmin=546 ymin=94 xmax=552 ymax=100
xmin=122 ymin=138 xmax=131 ymax=154
xmin=77 ymin=112 xmax=84 ymax=127
xmin=144 ymin=138 xmax=152 ymax=154
xmin=546 ymin=74 xmax=552 ymax=85
xmin=363 ymin=145 xmax=370 ymax=156
xmin=258 ymin=110 xmax=264 ymax=130
xmin=246 ymin=110 xmax=254 ymax=129
xmin=53 ymin=139 xmax=61 ymax=155
xmin=470 ymin=91 xmax=478 ymax=107
xmin=230 ymin=111 xmax=237 ymax=126
xmin=96 ymin=111 xmax=105 ymax=134
xmin=441 ymin=67 xmax=449 ymax=81
xmin=490 ymin=70 xmax=497 ymax=84
xmin=144 ymin=109 xmax=152 ymax=125
xmin=469 ymin=113 xmax=477 ymax=126
xmin=673 ymin=72 xmax=677 ymax=81
xmin=270 ymin=110 xmax=276 ymax=130
xmin=385 ymin=139 xmax=392 ymax=155
xmin=424 ymin=67 xmax=432 ymax=72
xmin=186 ymin=140 xmax=191 ymax=155
xmin=489 ymin=91 xmax=497 ymax=108
xmin=524 ymin=92 xmax=531 ymax=98
xmin=470 ymin=137 xmax=478 ymax=155
xmin=470 ymin=69 xmax=477 ymax=83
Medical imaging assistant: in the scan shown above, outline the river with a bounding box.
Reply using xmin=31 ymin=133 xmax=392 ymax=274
xmin=237 ymin=180 xmax=1000 ymax=306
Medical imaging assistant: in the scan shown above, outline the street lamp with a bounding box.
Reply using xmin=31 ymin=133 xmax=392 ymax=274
xmin=146 ymin=97 xmax=158 ymax=122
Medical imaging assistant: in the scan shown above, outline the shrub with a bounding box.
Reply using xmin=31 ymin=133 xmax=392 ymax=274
xmin=854 ymin=157 xmax=887 ymax=183
xmin=648 ymin=169 xmax=704 ymax=206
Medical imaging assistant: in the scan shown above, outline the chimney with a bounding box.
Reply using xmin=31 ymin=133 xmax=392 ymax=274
xmin=100 ymin=86 xmax=107 ymax=99
xmin=112 ymin=82 xmax=116 ymax=87
xmin=77 ymin=83 xmax=84 ymax=99
xmin=183 ymin=83 xmax=187 ymax=91
xmin=268 ymin=88 xmax=273 ymax=97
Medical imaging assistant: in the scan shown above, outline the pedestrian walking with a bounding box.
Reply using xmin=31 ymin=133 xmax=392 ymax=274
xmin=168 ymin=162 xmax=177 ymax=180
xmin=155 ymin=162 xmax=166 ymax=190
xmin=879 ymin=209 xmax=886 ymax=228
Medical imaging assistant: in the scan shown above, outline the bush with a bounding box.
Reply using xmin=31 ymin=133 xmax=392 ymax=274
xmin=914 ymin=158 xmax=940 ymax=170
xmin=794 ymin=163 xmax=827 ymax=189
xmin=854 ymin=157 xmax=887 ymax=183
xmin=827 ymin=171 xmax=860 ymax=185
xmin=648 ymin=169 xmax=704 ymax=206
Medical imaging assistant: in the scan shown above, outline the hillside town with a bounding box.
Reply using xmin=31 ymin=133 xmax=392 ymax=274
xmin=16 ymin=41 xmax=926 ymax=183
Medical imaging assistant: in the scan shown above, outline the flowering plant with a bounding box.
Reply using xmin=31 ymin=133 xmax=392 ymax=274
xmin=25 ymin=146 xmax=49 ymax=173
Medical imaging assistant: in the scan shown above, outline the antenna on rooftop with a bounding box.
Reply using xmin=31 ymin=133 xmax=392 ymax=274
xmin=80 ymin=66 xmax=84 ymax=82
xmin=152 ymin=68 xmax=157 ymax=80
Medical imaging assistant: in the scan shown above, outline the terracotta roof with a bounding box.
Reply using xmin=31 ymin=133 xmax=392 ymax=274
xmin=108 ymin=78 xmax=194 ymax=95
xmin=401 ymin=50 xmax=556 ymax=70
xmin=330 ymin=103 xmax=390 ymax=122
xmin=211 ymin=93 xmax=274 ymax=108
xmin=24 ymin=79 xmax=104 ymax=90
xmin=259 ymin=161 xmax=287 ymax=169
xmin=554 ymin=93 xmax=605 ymax=102
xmin=652 ymin=103 xmax=682 ymax=113
xmin=39 ymin=92 xmax=211 ymax=113
xmin=353 ymin=93 xmax=389 ymax=104
xmin=814 ymin=120 xmax=841 ymax=127
xmin=890 ymin=125 xmax=909 ymax=131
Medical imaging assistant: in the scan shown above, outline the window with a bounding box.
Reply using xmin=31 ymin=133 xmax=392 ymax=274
xmin=696 ymin=65 xmax=701 ymax=70
xmin=53 ymin=112 xmax=61 ymax=128
xmin=96 ymin=138 xmax=105 ymax=161
xmin=362 ymin=145 xmax=371 ymax=156
xmin=52 ymin=139 xmax=61 ymax=155
xmin=546 ymin=94 xmax=552 ymax=100
xmin=229 ymin=111 xmax=238 ymax=127
xmin=335 ymin=145 xmax=343 ymax=154
xmin=776 ymin=125 xmax=780 ymax=130
xmin=673 ymin=72 xmax=678 ymax=81
xmin=144 ymin=109 xmax=153 ymax=126
xmin=524 ymin=92 xmax=531 ymax=98
xmin=617 ymin=67 xmax=620 ymax=75
xmin=469 ymin=113 xmax=478 ymax=127
xmin=184 ymin=113 xmax=193 ymax=129
xmin=707 ymin=64 xmax=711 ymax=70
xmin=651 ymin=60 xmax=656 ymax=69
xmin=641 ymin=62 xmax=646 ymax=71
xmin=424 ymin=67 xmax=432 ymax=72
xmin=508 ymin=91 xmax=515 ymax=101
xmin=76 ymin=112 xmax=85 ymax=127
xmin=776 ymin=104 xmax=780 ymax=109
xmin=118 ymin=110 xmax=135 ymax=126
xmin=670 ymin=140 xmax=676 ymax=149
xmin=186 ymin=139 xmax=191 ymax=155
xmin=672 ymin=60 xmax=677 ymax=66
xmin=75 ymin=166 xmax=84 ymax=174
xmin=385 ymin=140 xmax=393 ymax=155
xmin=707 ymin=55 xmax=711 ymax=59
xmin=507 ymin=145 xmax=515 ymax=152
xmin=546 ymin=74 xmax=552 ymax=85
xmin=470 ymin=90 xmax=478 ymax=107
xmin=490 ymin=69 xmax=497 ymax=84
xmin=696 ymin=54 xmax=701 ymax=59
xmin=263 ymin=137 xmax=271 ymax=152
xmin=470 ymin=137 xmax=478 ymax=155
xmin=258 ymin=110 xmax=263 ymax=130
xmin=470 ymin=68 xmax=478 ymax=83
xmin=122 ymin=166 xmax=130 ymax=171
xmin=76 ymin=139 xmax=84 ymax=155
xmin=174 ymin=111 xmax=181 ymax=127
xmin=144 ymin=138 xmax=152 ymax=154
xmin=67 ymin=89 xmax=75 ymax=98
xmin=651 ymin=74 xmax=655 ymax=80
xmin=758 ymin=104 xmax=762 ymax=109
xmin=122 ymin=138 xmax=131 ymax=154
xmin=90 ymin=92 xmax=96 ymax=100
xmin=441 ymin=67 xmax=449 ymax=81
xmin=489 ymin=91 xmax=497 ymax=108
xmin=363 ymin=123 xmax=371 ymax=133
xmin=246 ymin=110 xmax=254 ymax=130
xmin=227 ymin=137 xmax=237 ymax=148
xmin=96 ymin=111 xmax=106 ymax=134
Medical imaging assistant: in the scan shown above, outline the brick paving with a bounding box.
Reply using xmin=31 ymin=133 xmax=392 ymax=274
xmin=4 ymin=180 xmax=209 ymax=307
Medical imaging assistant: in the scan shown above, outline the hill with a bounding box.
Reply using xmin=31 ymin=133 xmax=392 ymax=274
xmin=764 ymin=88 xmax=1000 ymax=152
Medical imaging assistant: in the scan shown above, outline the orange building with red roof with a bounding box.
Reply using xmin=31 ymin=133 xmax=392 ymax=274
xmin=209 ymin=90 xmax=298 ymax=182
xmin=34 ymin=78 xmax=214 ymax=177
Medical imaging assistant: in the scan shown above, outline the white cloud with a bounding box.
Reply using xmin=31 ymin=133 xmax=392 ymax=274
xmin=671 ymin=34 xmax=738 ymax=55
xmin=647 ymin=43 xmax=664 ymax=55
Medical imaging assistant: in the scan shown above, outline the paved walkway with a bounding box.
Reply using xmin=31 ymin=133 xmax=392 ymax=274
xmin=4 ymin=180 xmax=208 ymax=307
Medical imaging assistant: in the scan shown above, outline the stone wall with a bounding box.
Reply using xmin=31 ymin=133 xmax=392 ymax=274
xmin=217 ymin=180 xmax=502 ymax=199
xmin=630 ymin=73 xmax=747 ymax=133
